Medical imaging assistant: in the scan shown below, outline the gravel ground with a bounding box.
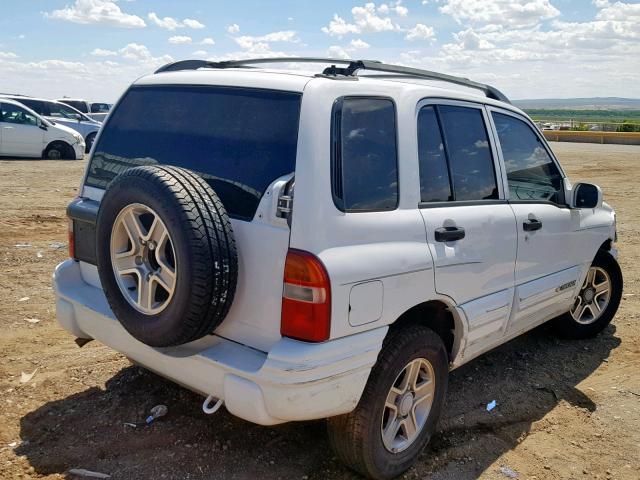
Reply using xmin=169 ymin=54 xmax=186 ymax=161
xmin=0 ymin=141 xmax=638 ymax=480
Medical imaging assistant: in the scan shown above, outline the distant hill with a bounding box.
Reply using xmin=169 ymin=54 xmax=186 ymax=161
xmin=513 ymin=97 xmax=640 ymax=111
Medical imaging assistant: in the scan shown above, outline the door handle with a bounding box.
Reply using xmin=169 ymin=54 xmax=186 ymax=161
xmin=435 ymin=226 xmax=465 ymax=242
xmin=523 ymin=219 xmax=542 ymax=231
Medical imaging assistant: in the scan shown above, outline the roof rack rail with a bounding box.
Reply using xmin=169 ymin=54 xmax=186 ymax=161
xmin=154 ymin=57 xmax=510 ymax=104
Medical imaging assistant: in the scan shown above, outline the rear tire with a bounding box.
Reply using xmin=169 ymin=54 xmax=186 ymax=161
xmin=327 ymin=326 xmax=448 ymax=480
xmin=552 ymin=250 xmax=622 ymax=339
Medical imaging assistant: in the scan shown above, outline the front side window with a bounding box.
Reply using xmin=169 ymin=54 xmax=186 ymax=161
xmin=332 ymin=97 xmax=398 ymax=211
xmin=437 ymin=105 xmax=498 ymax=201
xmin=492 ymin=112 xmax=564 ymax=204
xmin=87 ymin=85 xmax=301 ymax=220
xmin=0 ymin=103 xmax=38 ymax=126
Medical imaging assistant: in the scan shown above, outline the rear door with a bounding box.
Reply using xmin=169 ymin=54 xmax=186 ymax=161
xmin=0 ymin=102 xmax=44 ymax=157
xmin=487 ymin=108 xmax=581 ymax=332
xmin=417 ymin=101 xmax=517 ymax=352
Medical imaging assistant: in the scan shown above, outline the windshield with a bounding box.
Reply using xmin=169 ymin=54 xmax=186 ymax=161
xmin=49 ymin=102 xmax=91 ymax=122
xmin=86 ymin=84 xmax=301 ymax=220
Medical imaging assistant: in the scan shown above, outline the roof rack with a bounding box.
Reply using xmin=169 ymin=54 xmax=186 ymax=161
xmin=154 ymin=57 xmax=510 ymax=104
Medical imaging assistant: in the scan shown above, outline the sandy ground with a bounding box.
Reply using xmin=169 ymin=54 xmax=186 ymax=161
xmin=0 ymin=142 xmax=638 ymax=480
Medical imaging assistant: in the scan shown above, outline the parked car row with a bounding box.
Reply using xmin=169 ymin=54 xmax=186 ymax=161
xmin=0 ymin=98 xmax=86 ymax=159
xmin=0 ymin=94 xmax=110 ymax=159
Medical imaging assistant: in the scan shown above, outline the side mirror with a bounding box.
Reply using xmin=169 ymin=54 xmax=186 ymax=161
xmin=572 ymin=183 xmax=602 ymax=209
xmin=37 ymin=120 xmax=48 ymax=131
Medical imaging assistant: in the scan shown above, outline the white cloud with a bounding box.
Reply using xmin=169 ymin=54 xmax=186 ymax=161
xmin=191 ymin=50 xmax=208 ymax=57
xmin=91 ymin=48 xmax=117 ymax=56
xmin=327 ymin=45 xmax=350 ymax=59
xmin=148 ymin=12 xmax=205 ymax=30
xmin=439 ymin=0 xmax=560 ymax=27
xmin=182 ymin=18 xmax=205 ymax=29
xmin=322 ymin=2 xmax=406 ymax=37
xmin=233 ymin=30 xmax=299 ymax=50
xmin=596 ymin=1 xmax=640 ymax=21
xmin=350 ymin=38 xmax=370 ymax=49
xmin=227 ymin=23 xmax=240 ymax=34
xmin=0 ymin=51 xmax=19 ymax=59
xmin=45 ymin=0 xmax=146 ymax=28
xmin=168 ymin=36 xmax=192 ymax=45
xmin=119 ymin=43 xmax=153 ymax=61
xmin=201 ymin=37 xmax=215 ymax=45
xmin=405 ymin=23 xmax=436 ymax=41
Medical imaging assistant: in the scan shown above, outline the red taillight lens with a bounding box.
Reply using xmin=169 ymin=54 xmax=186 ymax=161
xmin=68 ymin=218 xmax=76 ymax=259
xmin=281 ymin=249 xmax=331 ymax=342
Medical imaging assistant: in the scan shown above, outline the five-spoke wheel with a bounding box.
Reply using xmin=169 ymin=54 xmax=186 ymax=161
xmin=381 ymin=358 xmax=435 ymax=453
xmin=110 ymin=203 xmax=177 ymax=315
xmin=570 ymin=266 xmax=611 ymax=325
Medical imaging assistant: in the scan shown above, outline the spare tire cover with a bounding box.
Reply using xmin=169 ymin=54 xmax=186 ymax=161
xmin=95 ymin=165 xmax=238 ymax=347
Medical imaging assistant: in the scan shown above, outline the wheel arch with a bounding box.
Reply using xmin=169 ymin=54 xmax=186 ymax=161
xmin=387 ymin=299 xmax=464 ymax=365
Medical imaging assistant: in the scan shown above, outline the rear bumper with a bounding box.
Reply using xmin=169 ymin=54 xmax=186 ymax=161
xmin=53 ymin=259 xmax=386 ymax=425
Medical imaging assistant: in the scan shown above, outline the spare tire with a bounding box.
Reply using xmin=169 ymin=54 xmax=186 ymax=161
xmin=95 ymin=165 xmax=238 ymax=347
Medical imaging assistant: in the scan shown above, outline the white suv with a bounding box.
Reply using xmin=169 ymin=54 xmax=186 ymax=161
xmin=53 ymin=58 xmax=622 ymax=479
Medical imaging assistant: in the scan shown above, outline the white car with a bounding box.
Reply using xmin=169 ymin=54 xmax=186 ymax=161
xmin=1 ymin=98 xmax=85 ymax=159
xmin=53 ymin=58 xmax=622 ymax=479
xmin=1 ymin=95 xmax=101 ymax=152
xmin=56 ymin=98 xmax=109 ymax=122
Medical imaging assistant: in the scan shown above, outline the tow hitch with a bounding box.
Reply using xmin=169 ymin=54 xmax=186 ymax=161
xmin=202 ymin=394 xmax=224 ymax=415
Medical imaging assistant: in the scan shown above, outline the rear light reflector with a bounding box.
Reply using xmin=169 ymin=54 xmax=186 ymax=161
xmin=281 ymin=249 xmax=331 ymax=342
xmin=68 ymin=218 xmax=76 ymax=259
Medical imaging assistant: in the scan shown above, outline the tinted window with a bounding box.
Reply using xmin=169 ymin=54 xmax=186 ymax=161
xmin=87 ymin=85 xmax=301 ymax=220
xmin=61 ymin=100 xmax=88 ymax=113
xmin=438 ymin=106 xmax=498 ymax=201
xmin=16 ymin=99 xmax=45 ymax=115
xmin=333 ymin=97 xmax=398 ymax=211
xmin=1 ymin=103 xmax=38 ymax=126
xmin=492 ymin=112 xmax=564 ymax=204
xmin=417 ymin=106 xmax=452 ymax=202
xmin=91 ymin=103 xmax=110 ymax=113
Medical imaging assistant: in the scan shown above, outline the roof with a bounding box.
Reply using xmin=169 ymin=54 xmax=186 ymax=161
xmin=148 ymin=57 xmax=511 ymax=104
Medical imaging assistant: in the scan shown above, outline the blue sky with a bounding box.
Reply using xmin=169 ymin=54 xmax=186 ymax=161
xmin=1 ymin=0 xmax=638 ymax=101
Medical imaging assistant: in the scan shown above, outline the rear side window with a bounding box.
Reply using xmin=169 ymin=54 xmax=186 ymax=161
xmin=417 ymin=106 xmax=452 ymax=202
xmin=332 ymin=97 xmax=398 ymax=212
xmin=87 ymin=85 xmax=301 ymax=220
xmin=62 ymin=100 xmax=88 ymax=113
xmin=17 ymin=99 xmax=46 ymax=115
xmin=492 ymin=112 xmax=565 ymax=204
xmin=437 ymin=105 xmax=498 ymax=201
xmin=418 ymin=104 xmax=498 ymax=203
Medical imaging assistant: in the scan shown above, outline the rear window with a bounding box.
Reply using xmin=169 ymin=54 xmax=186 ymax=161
xmin=86 ymin=85 xmax=302 ymax=220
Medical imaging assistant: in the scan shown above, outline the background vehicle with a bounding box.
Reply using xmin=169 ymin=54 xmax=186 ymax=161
xmin=1 ymin=95 xmax=101 ymax=152
xmin=1 ymin=98 xmax=84 ymax=159
xmin=54 ymin=58 xmax=621 ymax=479
xmin=56 ymin=98 xmax=109 ymax=122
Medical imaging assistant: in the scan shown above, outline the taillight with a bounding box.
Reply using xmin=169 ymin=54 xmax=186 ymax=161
xmin=281 ymin=249 xmax=331 ymax=342
xmin=68 ymin=218 xmax=76 ymax=259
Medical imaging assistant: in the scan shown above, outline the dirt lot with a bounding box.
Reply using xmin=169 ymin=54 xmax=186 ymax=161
xmin=0 ymin=142 xmax=638 ymax=480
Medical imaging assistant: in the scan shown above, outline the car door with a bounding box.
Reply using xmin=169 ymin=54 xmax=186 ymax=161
xmin=487 ymin=108 xmax=582 ymax=332
xmin=0 ymin=102 xmax=44 ymax=157
xmin=417 ymin=101 xmax=517 ymax=353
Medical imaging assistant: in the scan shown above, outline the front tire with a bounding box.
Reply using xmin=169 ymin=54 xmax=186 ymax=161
xmin=85 ymin=132 xmax=96 ymax=153
xmin=327 ymin=326 xmax=449 ymax=480
xmin=44 ymin=141 xmax=74 ymax=160
xmin=552 ymin=250 xmax=623 ymax=339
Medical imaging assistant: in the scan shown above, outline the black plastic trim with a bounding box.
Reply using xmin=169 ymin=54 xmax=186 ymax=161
xmin=419 ymin=199 xmax=508 ymax=209
xmin=67 ymin=197 xmax=99 ymax=224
